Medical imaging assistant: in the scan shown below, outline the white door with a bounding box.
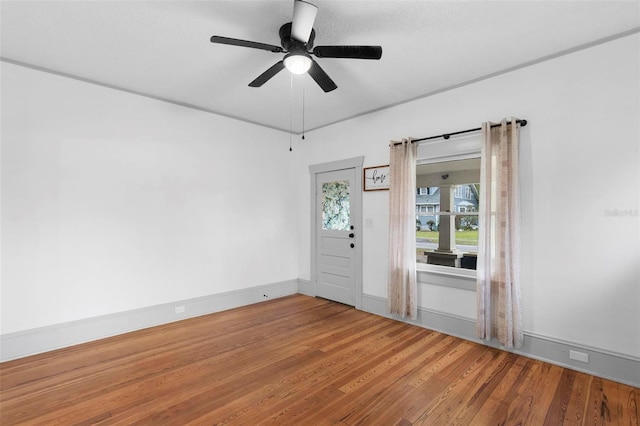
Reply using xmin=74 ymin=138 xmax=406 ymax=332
xmin=315 ymin=168 xmax=359 ymax=306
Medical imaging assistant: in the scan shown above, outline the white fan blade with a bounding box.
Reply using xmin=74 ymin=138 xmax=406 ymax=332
xmin=291 ymin=0 xmax=318 ymax=43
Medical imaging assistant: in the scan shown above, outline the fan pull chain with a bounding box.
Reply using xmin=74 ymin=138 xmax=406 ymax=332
xmin=301 ymin=82 xmax=305 ymax=140
xmin=289 ymin=73 xmax=293 ymax=152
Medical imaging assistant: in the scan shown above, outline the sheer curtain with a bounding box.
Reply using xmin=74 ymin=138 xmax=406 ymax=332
xmin=476 ymin=118 xmax=523 ymax=349
xmin=388 ymin=138 xmax=417 ymax=319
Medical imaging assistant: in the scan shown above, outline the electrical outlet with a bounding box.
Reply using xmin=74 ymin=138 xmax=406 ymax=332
xmin=569 ymin=350 xmax=589 ymax=363
xmin=174 ymin=305 xmax=185 ymax=314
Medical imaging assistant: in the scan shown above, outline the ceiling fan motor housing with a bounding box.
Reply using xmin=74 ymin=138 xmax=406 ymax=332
xmin=279 ymin=22 xmax=315 ymax=52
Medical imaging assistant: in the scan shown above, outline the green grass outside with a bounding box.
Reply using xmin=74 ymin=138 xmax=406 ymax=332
xmin=416 ymin=230 xmax=478 ymax=245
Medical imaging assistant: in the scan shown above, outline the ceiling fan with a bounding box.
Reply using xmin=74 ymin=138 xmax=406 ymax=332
xmin=210 ymin=0 xmax=382 ymax=93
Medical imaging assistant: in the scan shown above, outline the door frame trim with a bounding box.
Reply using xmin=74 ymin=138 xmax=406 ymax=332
xmin=309 ymin=156 xmax=364 ymax=309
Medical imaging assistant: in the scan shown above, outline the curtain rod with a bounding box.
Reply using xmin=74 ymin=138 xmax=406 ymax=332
xmin=393 ymin=119 xmax=527 ymax=146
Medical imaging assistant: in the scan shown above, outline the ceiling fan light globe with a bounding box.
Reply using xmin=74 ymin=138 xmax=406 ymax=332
xmin=284 ymin=54 xmax=312 ymax=74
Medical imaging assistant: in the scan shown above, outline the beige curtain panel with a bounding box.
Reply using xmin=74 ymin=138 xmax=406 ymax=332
xmin=476 ymin=118 xmax=523 ymax=349
xmin=388 ymin=138 xmax=418 ymax=319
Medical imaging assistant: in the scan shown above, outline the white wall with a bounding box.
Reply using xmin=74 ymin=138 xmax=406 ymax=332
xmin=295 ymin=34 xmax=640 ymax=359
xmin=1 ymin=62 xmax=299 ymax=334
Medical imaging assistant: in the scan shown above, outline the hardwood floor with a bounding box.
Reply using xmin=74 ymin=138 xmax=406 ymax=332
xmin=1 ymin=294 xmax=637 ymax=425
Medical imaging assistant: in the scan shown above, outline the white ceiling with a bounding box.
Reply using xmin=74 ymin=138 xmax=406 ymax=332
xmin=1 ymin=1 xmax=639 ymax=134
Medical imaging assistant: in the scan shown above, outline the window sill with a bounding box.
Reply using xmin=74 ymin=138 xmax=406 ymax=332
xmin=416 ymin=263 xmax=476 ymax=291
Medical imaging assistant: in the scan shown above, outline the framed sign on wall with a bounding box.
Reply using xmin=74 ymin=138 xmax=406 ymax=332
xmin=363 ymin=165 xmax=390 ymax=191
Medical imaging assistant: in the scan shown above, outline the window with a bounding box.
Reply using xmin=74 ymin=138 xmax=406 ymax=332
xmin=416 ymin=158 xmax=480 ymax=270
xmin=321 ymin=180 xmax=350 ymax=231
xmin=417 ymin=187 xmax=435 ymax=195
xmin=453 ymin=184 xmax=473 ymax=200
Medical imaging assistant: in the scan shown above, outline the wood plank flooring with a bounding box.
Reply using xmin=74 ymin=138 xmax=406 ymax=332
xmin=1 ymin=294 xmax=637 ymax=425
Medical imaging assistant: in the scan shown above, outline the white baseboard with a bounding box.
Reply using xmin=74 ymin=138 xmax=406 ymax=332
xmin=361 ymin=293 xmax=640 ymax=388
xmin=0 ymin=279 xmax=299 ymax=362
xmin=297 ymin=278 xmax=313 ymax=296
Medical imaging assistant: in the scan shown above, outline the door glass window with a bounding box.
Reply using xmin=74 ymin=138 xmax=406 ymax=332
xmin=322 ymin=180 xmax=350 ymax=231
